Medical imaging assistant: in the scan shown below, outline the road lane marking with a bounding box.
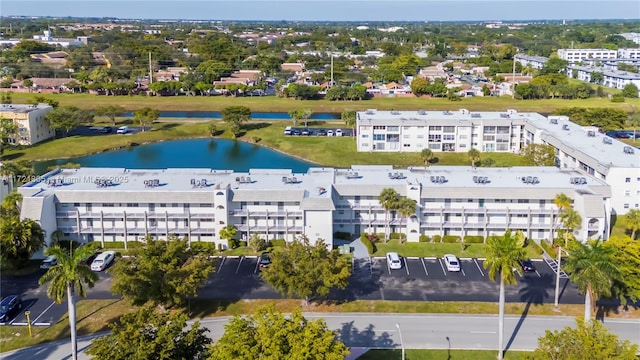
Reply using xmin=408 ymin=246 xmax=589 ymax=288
xmin=404 ymin=257 xmax=410 ymax=276
xmin=235 ymin=256 xmax=244 ymax=274
xmin=420 ymin=258 xmax=429 ymax=276
xmin=30 ymin=301 xmax=56 ymax=323
xmin=438 ymin=258 xmax=447 ymax=276
xmin=474 ymin=258 xmax=485 ymax=276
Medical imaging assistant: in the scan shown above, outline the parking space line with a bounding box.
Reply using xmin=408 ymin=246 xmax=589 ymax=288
xmin=368 ymin=257 xmax=373 ymax=274
xmin=535 ymin=270 xmax=541 ymax=277
xmin=254 ymin=259 xmax=260 ymax=274
xmin=235 ymin=256 xmax=244 ymax=274
xmin=387 ymin=260 xmax=391 ymax=275
xmin=30 ymin=301 xmax=56 ymax=324
xmin=420 ymin=258 xmax=429 ymax=276
xmin=403 ymin=257 xmax=410 ymax=276
xmin=460 ymin=266 xmax=466 ymax=277
xmin=217 ymin=257 xmax=226 ymax=272
xmin=473 ymin=259 xmax=485 ymax=277
xmin=438 ymin=258 xmax=447 ymax=276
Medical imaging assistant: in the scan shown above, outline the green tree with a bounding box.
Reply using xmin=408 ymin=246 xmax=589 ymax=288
xmin=483 ymin=230 xmax=527 ymax=360
xmin=467 ymin=148 xmax=481 ymax=167
xmin=378 ymin=188 xmax=399 ymax=242
xmin=521 ymin=144 xmax=556 ymax=166
xmin=38 ymin=245 xmax=99 ymax=360
xmin=87 ymin=306 xmax=211 ymax=360
xmin=532 ymin=319 xmax=638 ymax=360
xmin=219 ymin=225 xmax=238 ymax=248
xmin=559 ymin=208 xmax=582 ymax=247
xmin=564 ymin=239 xmax=620 ymax=322
xmin=624 ymin=208 xmax=640 ymax=239
xmin=110 ymin=237 xmax=214 ymax=308
xmin=420 ymin=148 xmax=433 ymax=165
xmin=45 ymin=105 xmax=94 ymax=137
xmin=209 ymin=304 xmax=349 ymax=360
xmin=221 ymin=106 xmax=251 ymax=127
xmin=622 ymin=83 xmax=639 ymax=98
xmin=0 ymin=217 xmax=45 ymax=264
xmin=605 ymin=235 xmax=640 ymax=305
xmin=627 ymin=112 xmax=640 ymax=142
xmin=410 ymin=77 xmax=429 ymax=96
xmin=554 ymin=193 xmax=572 ymax=211
xmin=1 ymin=190 xmax=22 ymax=218
xmin=288 ymin=108 xmax=313 ymax=128
xmin=133 ymin=107 xmax=159 ymax=131
xmin=341 ymin=110 xmax=356 ymax=134
xmin=396 ymin=197 xmax=416 ymax=243
xmin=248 ymin=233 xmax=267 ymax=252
xmin=95 ymin=105 xmax=126 ymax=126
xmin=590 ymin=72 xmax=604 ymax=85
xmin=260 ymin=236 xmax=351 ymax=303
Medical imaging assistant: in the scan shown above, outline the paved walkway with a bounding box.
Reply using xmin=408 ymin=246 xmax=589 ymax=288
xmin=349 ymin=237 xmax=370 ymax=259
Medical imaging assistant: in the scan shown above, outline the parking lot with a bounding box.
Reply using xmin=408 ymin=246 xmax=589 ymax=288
xmin=284 ymin=127 xmax=354 ymax=137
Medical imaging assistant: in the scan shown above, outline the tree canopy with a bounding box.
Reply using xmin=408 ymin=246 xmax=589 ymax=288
xmin=260 ymin=236 xmax=351 ymax=302
xmin=605 ymin=236 xmax=640 ymax=306
xmin=209 ymin=304 xmax=349 ymax=360
xmin=521 ymin=144 xmax=556 ymax=166
xmin=45 ymin=105 xmax=94 ymax=136
xmin=88 ymin=306 xmax=211 ymax=360
xmin=110 ymin=236 xmax=214 ymax=308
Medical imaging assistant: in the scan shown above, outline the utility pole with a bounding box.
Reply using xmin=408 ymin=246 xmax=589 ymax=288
xmin=149 ymin=52 xmax=153 ymax=84
xmin=330 ymin=54 xmax=334 ymax=88
xmin=554 ymin=246 xmax=562 ymax=306
xmin=511 ymin=58 xmax=516 ymax=99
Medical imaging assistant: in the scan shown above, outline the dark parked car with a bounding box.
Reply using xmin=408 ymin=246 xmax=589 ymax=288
xmin=99 ymin=126 xmax=113 ymax=134
xmin=0 ymin=295 xmax=23 ymax=323
xmin=301 ymin=128 xmax=312 ymax=136
xmin=291 ymin=129 xmax=301 ymax=136
xmin=521 ymin=260 xmax=536 ymax=272
xmin=316 ymin=129 xmax=327 ymax=136
xmin=258 ymin=252 xmax=272 ymax=269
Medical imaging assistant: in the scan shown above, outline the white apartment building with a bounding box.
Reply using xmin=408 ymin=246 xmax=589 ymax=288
xmin=18 ymin=165 xmax=611 ymax=250
xmin=0 ymin=103 xmax=54 ymax=145
xmin=567 ymin=65 xmax=640 ymax=93
xmin=356 ymin=109 xmax=639 ymax=215
xmin=557 ymin=48 xmax=640 ymax=63
xmin=620 ymin=33 xmax=640 ymax=45
xmin=514 ymin=54 xmax=549 ymax=70
xmin=617 ymin=48 xmax=640 ymax=59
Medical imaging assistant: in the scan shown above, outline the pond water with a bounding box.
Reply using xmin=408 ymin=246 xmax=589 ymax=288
xmin=35 ymin=139 xmax=315 ymax=174
xmin=122 ymin=111 xmax=340 ymax=120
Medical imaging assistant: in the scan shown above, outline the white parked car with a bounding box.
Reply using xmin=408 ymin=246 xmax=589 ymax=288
xmin=327 ymin=130 xmax=334 ymax=136
xmin=91 ymin=251 xmax=116 ymax=271
xmin=40 ymin=255 xmax=58 ymax=270
xmin=386 ymin=252 xmax=402 ymax=270
xmin=116 ymin=126 xmax=128 ymax=134
xmin=443 ymin=254 xmax=461 ymax=272
xmin=335 ymin=129 xmax=343 ymax=137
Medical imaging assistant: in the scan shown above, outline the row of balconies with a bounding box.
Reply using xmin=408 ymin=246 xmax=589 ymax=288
xmin=228 ymin=209 xmax=304 ymax=217
xmin=59 ymin=225 xmax=216 ymax=235
xmin=57 ymin=211 xmax=217 ymax=220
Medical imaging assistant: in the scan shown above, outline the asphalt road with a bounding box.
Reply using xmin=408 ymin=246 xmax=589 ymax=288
xmin=1 ymin=313 xmax=638 ymax=360
xmin=1 ymin=256 xmax=586 ymax=328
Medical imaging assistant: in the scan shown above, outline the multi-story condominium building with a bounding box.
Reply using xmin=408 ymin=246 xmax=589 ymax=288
xmin=0 ymin=103 xmax=54 ymax=145
xmin=557 ymin=48 xmax=640 ymax=63
xmin=356 ymin=109 xmax=639 ymax=215
xmin=620 ymin=33 xmax=640 ymax=45
xmin=567 ymin=65 xmax=640 ymax=93
xmin=617 ymin=48 xmax=640 ymax=59
xmin=18 ymin=165 xmax=611 ymax=249
xmin=580 ymin=58 xmax=640 ymax=72
xmin=514 ymin=54 xmax=549 ymax=70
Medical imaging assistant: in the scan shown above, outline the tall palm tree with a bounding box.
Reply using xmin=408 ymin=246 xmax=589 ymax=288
xmin=396 ymin=197 xmax=417 ymax=243
xmin=552 ymin=193 xmax=572 ymax=241
xmin=0 ymin=217 xmax=45 ymax=262
xmin=564 ymin=239 xmax=620 ymax=322
xmin=467 ymin=148 xmax=481 ymax=168
xmin=483 ymin=230 xmax=528 ymax=360
xmin=378 ymin=188 xmax=398 ymax=242
xmin=559 ymin=208 xmax=582 ymax=247
xmin=624 ymin=209 xmax=640 ymax=239
xmin=420 ymin=148 xmax=433 ymax=166
xmin=38 ymin=245 xmax=99 ymax=360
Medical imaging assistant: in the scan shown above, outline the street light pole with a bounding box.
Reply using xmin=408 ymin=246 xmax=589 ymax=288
xmin=395 ymin=323 xmax=405 ymax=360
xmin=554 ymin=246 xmax=562 ymax=307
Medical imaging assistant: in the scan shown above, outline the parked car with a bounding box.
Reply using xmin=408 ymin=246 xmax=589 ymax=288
xmin=521 ymin=260 xmax=536 ymax=272
xmin=386 ymin=252 xmax=402 ymax=270
xmin=90 ymin=251 xmax=116 ymax=271
xmin=443 ymin=254 xmax=461 ymax=272
xmin=99 ymin=126 xmax=113 ymax=134
xmin=116 ymin=126 xmax=128 ymax=134
xmin=301 ymin=128 xmax=311 ymax=136
xmin=335 ymin=129 xmax=343 ymax=137
xmin=40 ymin=255 xmax=58 ymax=270
xmin=316 ymin=129 xmax=327 ymax=136
xmin=327 ymin=130 xmax=334 ymax=136
xmin=258 ymin=252 xmax=272 ymax=269
xmin=0 ymin=295 xmax=23 ymax=324
xmin=291 ymin=129 xmax=301 ymax=136
xmin=284 ymin=126 xmax=292 ymax=135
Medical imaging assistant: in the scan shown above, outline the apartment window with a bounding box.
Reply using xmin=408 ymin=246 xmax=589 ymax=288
xmin=360 ymin=125 xmax=371 ymax=130
xmin=428 ymin=126 xmax=442 ymax=131
xmin=625 ymin=190 xmax=631 ymax=197
xmin=362 ymin=143 xmax=369 ymax=147
xmin=338 ymin=210 xmax=344 ymax=214
xmin=74 ymin=203 xmax=80 ymax=206
xmin=442 ymin=126 xmax=455 ymax=133
xmin=417 ymin=134 xmax=424 ymax=139
xmin=417 ymin=143 xmax=424 ymax=148
xmin=403 ymin=144 xmax=411 ymax=147
xmin=200 ymin=203 xmax=213 ymax=207
xmin=126 ymin=203 xmax=139 ymax=207
xmin=428 ymin=134 xmax=442 ymax=142
xmin=626 ymin=178 xmax=631 ymax=182
xmin=443 ymin=134 xmax=455 ymax=141
xmin=373 ymin=134 xmax=385 ymax=141
xmin=373 ymin=125 xmax=386 ymax=130
xmin=387 ymin=126 xmax=399 ymax=131
xmin=403 ymin=134 xmax=410 ymax=139
xmin=624 ymin=203 xmax=630 ymax=209
xmin=361 ymin=134 xmax=369 ymax=138
xmin=103 ymin=203 xmax=114 ymax=207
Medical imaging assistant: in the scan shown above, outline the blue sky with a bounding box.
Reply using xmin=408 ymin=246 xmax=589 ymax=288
xmin=2 ymin=0 xmax=639 ymax=21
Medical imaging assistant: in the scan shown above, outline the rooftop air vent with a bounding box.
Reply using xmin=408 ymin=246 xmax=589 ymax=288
xmin=443 ymin=111 xmax=453 ymax=115
xmin=417 ymin=109 xmax=426 ymax=115
xmin=602 ymin=137 xmax=612 ymax=144
xmin=365 ymin=109 xmax=376 ymax=115
xmin=550 ymin=118 xmax=558 ymax=124
xmin=623 ymin=146 xmax=635 ymax=154
xmin=470 ymin=113 xmax=481 ymax=118
xmin=562 ymin=124 xmax=569 ymax=130
xmin=391 ymin=110 xmax=400 ymax=115
xmin=500 ymin=113 xmax=510 ymax=118
xmin=587 ymin=130 xmax=596 ymax=137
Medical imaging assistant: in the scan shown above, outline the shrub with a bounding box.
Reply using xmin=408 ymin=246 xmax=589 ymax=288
xmin=252 ymin=136 xmax=261 ymax=143
xmin=611 ymin=93 xmax=625 ymax=102
xmin=360 ymin=233 xmax=375 ymax=254
xmin=190 ymin=242 xmax=217 ymax=255
xmin=464 ymin=235 xmax=484 ymax=244
xmin=389 ymin=232 xmax=401 ymax=240
xmin=238 ymin=241 xmax=248 ymax=247
xmin=528 ymin=240 xmax=545 ymax=255
xmin=229 ymin=239 xmax=240 ymax=249
xmin=540 ymin=240 xmax=557 ymax=257
xmin=103 ymin=241 xmax=125 ymax=249
xmin=443 ymin=235 xmax=461 ymax=243
xmin=432 ymin=235 xmax=442 ymax=243
xmin=333 ymin=231 xmax=352 ymax=240
xmin=248 ymin=234 xmax=267 ymax=252
xmin=217 ymin=243 xmax=224 ymax=251
xmin=270 ymin=239 xmax=286 ymax=247
xmin=419 ymin=235 xmax=430 ymax=242
xmin=57 ymin=240 xmax=81 ymax=250
xmin=369 ymin=233 xmax=382 ymax=243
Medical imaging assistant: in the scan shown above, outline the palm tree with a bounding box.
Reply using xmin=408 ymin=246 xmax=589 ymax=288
xmin=396 ymin=197 xmax=417 ymax=243
xmin=483 ymin=230 xmax=528 ymax=360
xmin=564 ymin=239 xmax=620 ymax=322
xmin=559 ymin=208 xmax=582 ymax=247
xmin=38 ymin=245 xmax=99 ymax=360
xmin=624 ymin=209 xmax=640 ymax=239
xmin=552 ymin=193 xmax=572 ymax=241
xmin=420 ymin=148 xmax=433 ymax=166
xmin=467 ymin=148 xmax=481 ymax=168
xmin=378 ymin=188 xmax=399 ymax=242
xmin=1 ymin=217 xmax=45 ymax=263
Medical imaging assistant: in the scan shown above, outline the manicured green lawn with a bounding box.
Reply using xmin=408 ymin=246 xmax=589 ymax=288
xmin=370 ymin=240 xmax=541 ymax=259
xmin=357 ymin=349 xmax=531 ymax=360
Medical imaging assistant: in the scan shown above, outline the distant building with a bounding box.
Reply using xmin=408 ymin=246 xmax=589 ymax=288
xmin=557 ymin=48 xmax=640 ymax=63
xmin=619 ymin=33 xmax=640 ymax=45
xmin=567 ymin=64 xmax=640 ymax=93
xmin=0 ymin=103 xmax=54 ymax=145
xmin=514 ymin=54 xmax=548 ymax=70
